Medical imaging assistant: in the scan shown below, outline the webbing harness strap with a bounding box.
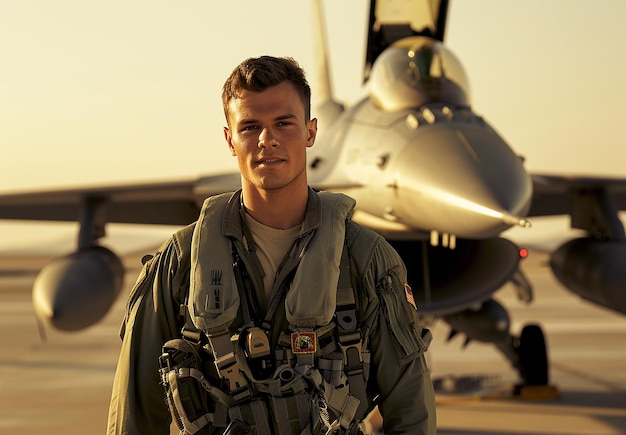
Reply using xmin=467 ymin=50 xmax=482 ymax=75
xmin=297 ymin=365 xmax=361 ymax=431
xmin=335 ymin=237 xmax=369 ymax=420
xmin=171 ymin=367 xmax=234 ymax=406
xmin=166 ymin=368 xmax=213 ymax=434
xmin=165 ymin=366 xmax=232 ymax=432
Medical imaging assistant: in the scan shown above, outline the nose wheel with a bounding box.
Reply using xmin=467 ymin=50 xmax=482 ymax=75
xmin=511 ymin=324 xmax=560 ymax=399
xmin=516 ymin=323 xmax=549 ymax=385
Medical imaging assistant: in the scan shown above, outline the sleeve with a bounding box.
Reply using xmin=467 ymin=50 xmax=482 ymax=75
xmin=359 ymin=237 xmax=437 ymax=435
xmin=106 ymin=237 xmax=188 ymax=435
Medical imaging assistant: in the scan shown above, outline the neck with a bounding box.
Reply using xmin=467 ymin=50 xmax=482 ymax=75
xmin=242 ymin=185 xmax=309 ymax=230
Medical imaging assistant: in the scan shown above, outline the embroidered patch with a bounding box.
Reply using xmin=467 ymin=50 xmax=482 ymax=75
xmin=291 ymin=332 xmax=317 ymax=354
xmin=405 ymin=283 xmax=417 ymax=310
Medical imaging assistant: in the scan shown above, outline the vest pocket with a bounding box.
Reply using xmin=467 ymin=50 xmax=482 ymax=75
xmin=159 ymin=338 xmax=225 ymax=434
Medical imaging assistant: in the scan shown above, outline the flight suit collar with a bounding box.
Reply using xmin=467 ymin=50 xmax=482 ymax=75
xmin=220 ymin=188 xmax=321 ymax=241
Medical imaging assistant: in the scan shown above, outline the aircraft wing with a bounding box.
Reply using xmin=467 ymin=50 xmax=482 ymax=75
xmin=0 ymin=172 xmax=242 ymax=226
xmin=529 ymin=173 xmax=626 ymax=223
xmin=528 ymin=173 xmax=626 ymax=239
xmin=0 ymin=171 xmax=365 ymax=227
xmin=530 ymin=174 xmax=626 ymax=216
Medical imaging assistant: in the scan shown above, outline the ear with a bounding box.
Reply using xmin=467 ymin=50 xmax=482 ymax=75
xmin=224 ymin=127 xmax=236 ymax=156
xmin=306 ymin=118 xmax=318 ymax=148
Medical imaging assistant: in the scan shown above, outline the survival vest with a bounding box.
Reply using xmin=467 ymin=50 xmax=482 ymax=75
xmin=159 ymin=191 xmax=372 ymax=435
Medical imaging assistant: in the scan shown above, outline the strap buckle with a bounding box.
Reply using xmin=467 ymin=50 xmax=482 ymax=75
xmin=207 ymin=333 xmax=252 ymax=402
xmin=338 ymin=330 xmax=363 ymax=373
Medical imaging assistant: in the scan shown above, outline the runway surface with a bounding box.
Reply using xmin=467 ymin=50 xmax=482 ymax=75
xmin=1 ymin=248 xmax=625 ymax=434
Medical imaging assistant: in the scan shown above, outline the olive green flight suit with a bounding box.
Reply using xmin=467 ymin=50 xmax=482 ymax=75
xmin=107 ymin=188 xmax=436 ymax=434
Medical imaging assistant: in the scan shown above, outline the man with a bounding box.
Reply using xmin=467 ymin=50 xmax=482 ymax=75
xmin=107 ymin=56 xmax=436 ymax=434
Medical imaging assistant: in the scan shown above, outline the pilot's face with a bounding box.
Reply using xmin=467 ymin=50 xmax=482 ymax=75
xmin=224 ymin=81 xmax=317 ymax=195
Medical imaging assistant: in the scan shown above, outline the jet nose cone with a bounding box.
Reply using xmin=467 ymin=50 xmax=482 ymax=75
xmin=391 ymin=120 xmax=532 ymax=238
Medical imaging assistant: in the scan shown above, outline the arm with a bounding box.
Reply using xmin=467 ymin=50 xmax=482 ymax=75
xmin=107 ymin=233 xmax=191 ymax=435
xmin=357 ymin=236 xmax=437 ymax=435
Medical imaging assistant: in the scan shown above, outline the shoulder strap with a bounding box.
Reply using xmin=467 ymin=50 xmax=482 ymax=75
xmin=168 ymin=222 xmax=197 ymax=329
xmin=335 ymin=235 xmax=369 ymax=419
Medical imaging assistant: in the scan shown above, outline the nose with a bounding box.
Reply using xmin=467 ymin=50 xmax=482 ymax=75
xmin=390 ymin=122 xmax=532 ymax=238
xmin=258 ymin=127 xmax=278 ymax=148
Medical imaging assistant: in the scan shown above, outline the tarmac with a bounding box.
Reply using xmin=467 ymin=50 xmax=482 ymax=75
xmin=1 ymin=247 xmax=625 ymax=434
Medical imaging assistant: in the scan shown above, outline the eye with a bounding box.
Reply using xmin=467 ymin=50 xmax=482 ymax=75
xmin=240 ymin=125 xmax=258 ymax=132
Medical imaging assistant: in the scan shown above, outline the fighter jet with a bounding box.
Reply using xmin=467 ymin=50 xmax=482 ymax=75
xmin=1 ymin=0 xmax=626 ymax=389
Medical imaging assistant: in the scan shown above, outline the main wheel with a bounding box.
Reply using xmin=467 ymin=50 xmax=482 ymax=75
xmin=517 ymin=323 xmax=549 ymax=385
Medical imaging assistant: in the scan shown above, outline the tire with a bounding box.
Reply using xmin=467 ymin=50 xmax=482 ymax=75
xmin=517 ymin=323 xmax=549 ymax=385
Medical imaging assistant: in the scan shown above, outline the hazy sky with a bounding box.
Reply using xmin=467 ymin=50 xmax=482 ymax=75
xmin=1 ymin=0 xmax=625 ymax=251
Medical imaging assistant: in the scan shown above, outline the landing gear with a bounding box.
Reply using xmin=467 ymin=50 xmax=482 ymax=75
xmin=516 ymin=323 xmax=549 ymax=385
xmin=510 ymin=323 xmax=559 ymax=399
xmin=441 ymin=299 xmax=551 ymax=387
xmin=437 ymin=306 xmax=559 ymax=399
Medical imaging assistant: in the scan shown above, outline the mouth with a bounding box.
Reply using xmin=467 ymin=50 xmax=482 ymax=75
xmin=258 ymin=158 xmax=285 ymax=165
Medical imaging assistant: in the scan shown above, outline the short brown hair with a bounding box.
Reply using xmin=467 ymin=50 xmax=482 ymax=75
xmin=222 ymin=56 xmax=312 ymax=123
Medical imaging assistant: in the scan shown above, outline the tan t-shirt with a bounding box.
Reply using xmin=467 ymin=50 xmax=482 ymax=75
xmin=243 ymin=212 xmax=301 ymax=308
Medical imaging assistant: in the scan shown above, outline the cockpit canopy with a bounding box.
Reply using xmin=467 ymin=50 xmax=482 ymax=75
xmin=369 ymin=36 xmax=471 ymax=111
